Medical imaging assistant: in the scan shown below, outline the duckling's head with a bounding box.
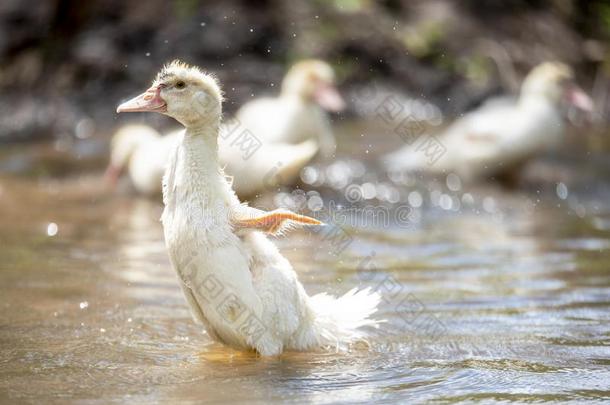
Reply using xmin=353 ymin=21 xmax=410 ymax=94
xmin=117 ymin=60 xmax=223 ymax=128
xmin=281 ymin=59 xmax=345 ymax=112
xmin=520 ymin=61 xmax=593 ymax=113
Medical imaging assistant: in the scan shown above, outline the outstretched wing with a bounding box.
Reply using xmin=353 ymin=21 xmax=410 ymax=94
xmin=231 ymin=205 xmax=322 ymax=236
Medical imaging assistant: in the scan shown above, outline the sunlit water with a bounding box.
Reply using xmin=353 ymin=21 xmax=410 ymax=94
xmin=1 ymin=129 xmax=609 ymax=403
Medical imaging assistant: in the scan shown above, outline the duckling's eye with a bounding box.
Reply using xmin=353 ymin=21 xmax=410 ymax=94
xmin=175 ymin=81 xmax=186 ymax=89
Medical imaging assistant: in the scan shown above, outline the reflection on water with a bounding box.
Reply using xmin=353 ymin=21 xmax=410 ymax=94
xmin=0 ymin=152 xmax=609 ymax=402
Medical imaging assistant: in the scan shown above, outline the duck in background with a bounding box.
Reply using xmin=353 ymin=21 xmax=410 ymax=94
xmin=105 ymin=124 xmax=176 ymax=196
xmin=220 ymin=59 xmax=346 ymax=196
xmin=115 ymin=60 xmax=379 ymax=356
xmin=382 ymin=62 xmax=594 ymax=183
xmin=107 ymin=59 xmax=344 ymax=197
xmin=234 ymin=59 xmax=344 ymax=157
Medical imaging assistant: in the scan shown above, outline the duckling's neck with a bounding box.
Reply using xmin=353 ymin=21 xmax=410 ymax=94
xmin=184 ymin=123 xmax=219 ymax=167
xmin=162 ymin=119 xmax=235 ymax=234
xmin=518 ymin=92 xmax=557 ymax=112
xmin=280 ymin=89 xmax=310 ymax=104
xmin=162 ymin=120 xmax=235 ymax=269
xmin=180 ymin=122 xmax=225 ymax=199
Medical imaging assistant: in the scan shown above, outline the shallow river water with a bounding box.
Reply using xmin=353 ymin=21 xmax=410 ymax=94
xmin=1 ymin=129 xmax=609 ymax=403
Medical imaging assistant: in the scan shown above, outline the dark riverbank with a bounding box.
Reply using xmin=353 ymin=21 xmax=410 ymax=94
xmin=1 ymin=0 xmax=609 ymax=143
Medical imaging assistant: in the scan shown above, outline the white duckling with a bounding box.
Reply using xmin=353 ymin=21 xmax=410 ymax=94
xmin=234 ymin=59 xmax=344 ymax=157
xmin=116 ymin=60 xmax=379 ymax=356
xmin=219 ymin=59 xmax=345 ymax=196
xmin=382 ymin=61 xmax=593 ymax=182
xmin=105 ymin=124 xmax=177 ymax=196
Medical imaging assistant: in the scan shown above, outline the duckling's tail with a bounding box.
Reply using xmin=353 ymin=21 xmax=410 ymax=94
xmin=305 ymin=287 xmax=381 ymax=350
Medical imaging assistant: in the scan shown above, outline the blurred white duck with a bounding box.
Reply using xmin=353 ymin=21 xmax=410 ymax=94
xmin=105 ymin=124 xmax=174 ymax=195
xmin=382 ymin=62 xmax=593 ymax=182
xmin=107 ymin=124 xmax=317 ymax=197
xmin=234 ymin=59 xmax=344 ymax=156
xmin=221 ymin=59 xmax=345 ymax=195
xmin=108 ymin=59 xmax=343 ymax=197
xmin=116 ymin=60 xmax=379 ymax=356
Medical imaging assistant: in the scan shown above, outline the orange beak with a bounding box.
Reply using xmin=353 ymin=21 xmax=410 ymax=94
xmin=566 ymin=85 xmax=594 ymax=113
xmin=103 ymin=164 xmax=122 ymax=189
xmin=314 ymin=83 xmax=345 ymax=112
xmin=117 ymin=86 xmax=167 ymax=113
xmin=564 ymin=85 xmax=595 ymax=127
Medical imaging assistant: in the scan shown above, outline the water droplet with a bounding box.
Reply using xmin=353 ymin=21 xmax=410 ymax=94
xmin=361 ymin=182 xmax=377 ymax=200
xmin=301 ymin=166 xmax=318 ymax=185
xmin=326 ymin=161 xmax=351 ymax=189
xmin=47 ymin=222 xmax=58 ymax=237
xmin=446 ymin=173 xmax=462 ymax=191
xmin=75 ymin=118 xmax=95 ymax=139
xmin=556 ymin=182 xmax=568 ymax=200
xmin=439 ymin=194 xmax=453 ymax=210
xmin=408 ymin=191 xmax=423 ymax=208
xmin=387 ymin=187 xmax=400 ymax=204
xmin=307 ymin=195 xmax=323 ymax=212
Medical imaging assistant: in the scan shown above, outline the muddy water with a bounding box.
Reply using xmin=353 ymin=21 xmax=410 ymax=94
xmin=0 ymin=138 xmax=609 ymax=402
